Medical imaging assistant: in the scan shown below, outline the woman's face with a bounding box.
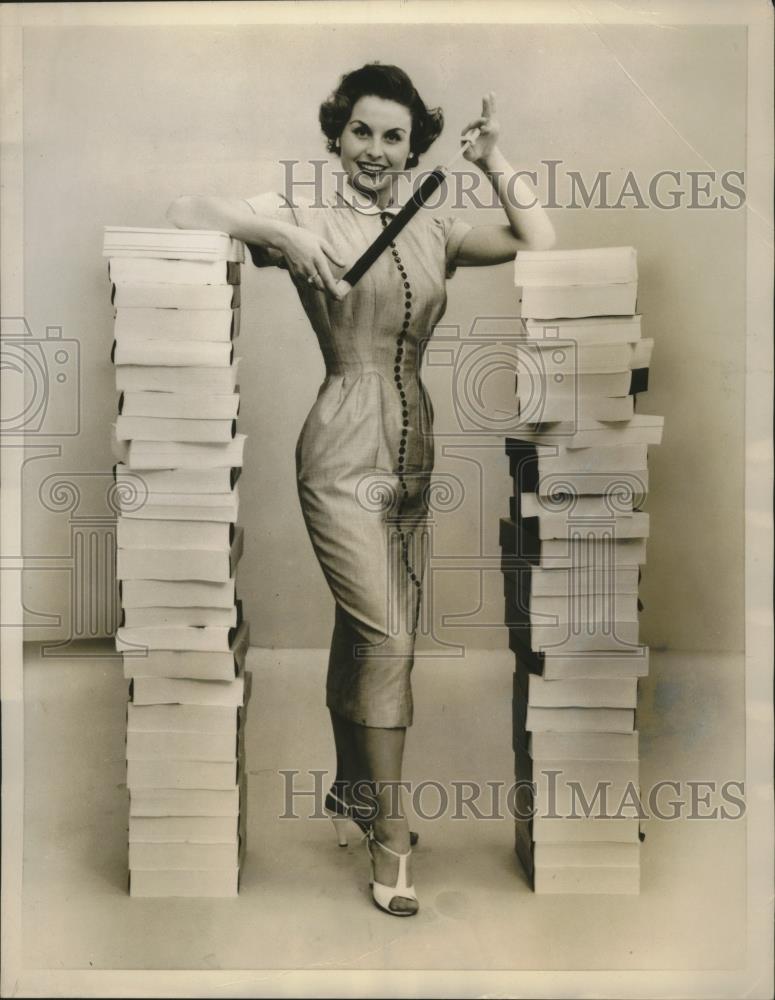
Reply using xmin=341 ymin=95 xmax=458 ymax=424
xmin=338 ymin=95 xmax=413 ymax=202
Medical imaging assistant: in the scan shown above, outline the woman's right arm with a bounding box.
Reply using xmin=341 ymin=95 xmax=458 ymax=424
xmin=166 ymin=196 xmax=346 ymax=298
xmin=167 ymin=196 xmax=293 ymax=255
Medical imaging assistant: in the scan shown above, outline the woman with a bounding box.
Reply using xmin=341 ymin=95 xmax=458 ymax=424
xmin=168 ymin=63 xmax=555 ymax=917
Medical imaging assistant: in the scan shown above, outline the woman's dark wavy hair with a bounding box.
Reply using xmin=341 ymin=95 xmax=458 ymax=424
xmin=319 ymin=63 xmax=443 ymax=170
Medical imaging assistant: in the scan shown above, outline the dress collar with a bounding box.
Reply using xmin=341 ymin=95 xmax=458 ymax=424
xmin=332 ymin=176 xmax=401 ymax=217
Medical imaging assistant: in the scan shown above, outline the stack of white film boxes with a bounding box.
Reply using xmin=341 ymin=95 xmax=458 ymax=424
xmin=105 ymin=226 xmax=251 ymax=897
xmin=502 ymin=247 xmax=663 ymax=894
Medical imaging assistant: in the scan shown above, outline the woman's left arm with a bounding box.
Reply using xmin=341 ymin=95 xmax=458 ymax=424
xmin=455 ymin=91 xmax=556 ymax=265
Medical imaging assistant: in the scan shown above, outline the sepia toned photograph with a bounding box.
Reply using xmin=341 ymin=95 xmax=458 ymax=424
xmin=1 ymin=1 xmax=772 ymax=997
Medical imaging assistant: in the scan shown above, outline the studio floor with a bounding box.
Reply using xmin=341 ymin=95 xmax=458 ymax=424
xmin=21 ymin=642 xmax=746 ymax=972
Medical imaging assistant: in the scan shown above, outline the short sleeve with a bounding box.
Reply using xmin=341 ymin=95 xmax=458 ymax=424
xmin=242 ymin=191 xmax=300 ymax=269
xmin=436 ymin=215 xmax=473 ymax=279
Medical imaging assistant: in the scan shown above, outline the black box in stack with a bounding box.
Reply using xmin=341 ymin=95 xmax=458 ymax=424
xmin=502 ymin=246 xmax=663 ymax=894
xmin=104 ymin=226 xmax=252 ymax=897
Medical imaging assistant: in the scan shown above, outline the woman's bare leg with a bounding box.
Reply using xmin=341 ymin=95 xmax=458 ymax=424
xmin=350 ymin=723 xmax=416 ymax=913
xmin=328 ymin=708 xmax=417 ymax=912
xmin=328 ymin=708 xmax=359 ymax=796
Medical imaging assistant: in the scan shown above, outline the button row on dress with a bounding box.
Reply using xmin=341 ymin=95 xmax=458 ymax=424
xmin=380 ymin=211 xmax=421 ymax=593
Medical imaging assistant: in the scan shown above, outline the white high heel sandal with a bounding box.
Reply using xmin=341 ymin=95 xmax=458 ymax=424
xmin=325 ymin=785 xmax=419 ymax=847
xmin=329 ymin=814 xmax=353 ymax=847
xmin=325 ymin=787 xmax=362 ymax=847
xmin=365 ymin=828 xmax=419 ymax=917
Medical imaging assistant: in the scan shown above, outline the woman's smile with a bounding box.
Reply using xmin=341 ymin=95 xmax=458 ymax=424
xmin=357 ymin=162 xmax=386 ymax=175
xmin=338 ymin=95 xmax=413 ymax=206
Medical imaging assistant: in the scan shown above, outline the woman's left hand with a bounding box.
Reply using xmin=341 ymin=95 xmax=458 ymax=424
xmin=461 ymin=91 xmax=500 ymax=165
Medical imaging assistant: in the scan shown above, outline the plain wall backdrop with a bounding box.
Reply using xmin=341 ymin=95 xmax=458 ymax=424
xmin=20 ymin=22 xmax=747 ymax=653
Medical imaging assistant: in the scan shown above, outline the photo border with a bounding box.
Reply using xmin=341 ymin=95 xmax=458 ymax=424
xmin=1 ymin=2 xmax=771 ymax=997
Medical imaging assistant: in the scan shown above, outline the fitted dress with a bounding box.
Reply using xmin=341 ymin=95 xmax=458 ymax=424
xmin=245 ymin=180 xmax=471 ymax=728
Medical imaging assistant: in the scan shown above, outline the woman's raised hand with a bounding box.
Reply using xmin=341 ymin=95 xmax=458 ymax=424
xmin=279 ymin=227 xmax=347 ymax=299
xmin=461 ymin=91 xmax=500 ymax=165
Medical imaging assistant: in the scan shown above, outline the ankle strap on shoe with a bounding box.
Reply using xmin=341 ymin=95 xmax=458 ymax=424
xmin=326 ymin=789 xmax=348 ymax=810
xmin=368 ymin=831 xmax=411 ymax=859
